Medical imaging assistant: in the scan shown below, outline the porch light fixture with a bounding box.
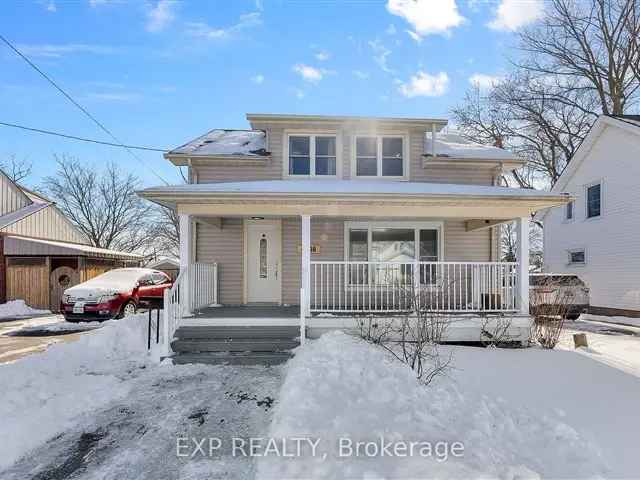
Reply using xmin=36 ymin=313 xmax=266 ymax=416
xmin=251 ymin=216 xmax=265 ymax=220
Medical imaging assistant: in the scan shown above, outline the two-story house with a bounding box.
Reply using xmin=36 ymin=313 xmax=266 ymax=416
xmin=139 ymin=114 xmax=569 ymax=361
xmin=541 ymin=115 xmax=640 ymax=319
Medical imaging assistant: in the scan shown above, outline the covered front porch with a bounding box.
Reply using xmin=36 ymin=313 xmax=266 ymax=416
xmin=139 ymin=180 xmax=569 ymax=348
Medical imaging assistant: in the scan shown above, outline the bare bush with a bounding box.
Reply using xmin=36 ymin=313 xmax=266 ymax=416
xmin=480 ymin=316 xmax=520 ymax=347
xmin=530 ymin=278 xmax=573 ymax=349
xmin=355 ymin=285 xmax=453 ymax=385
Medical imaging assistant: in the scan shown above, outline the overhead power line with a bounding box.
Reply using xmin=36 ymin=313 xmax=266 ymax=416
xmin=0 ymin=33 xmax=169 ymax=184
xmin=0 ymin=121 xmax=169 ymax=152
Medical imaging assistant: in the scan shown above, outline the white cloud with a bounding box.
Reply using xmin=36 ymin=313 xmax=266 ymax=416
xmin=292 ymin=64 xmax=327 ymax=83
xmin=369 ymin=39 xmax=394 ymax=74
xmin=387 ymin=0 xmax=464 ymax=39
xmin=353 ymin=70 xmax=369 ymax=79
xmin=294 ymin=88 xmax=305 ymax=99
xmin=468 ymin=73 xmax=503 ymax=89
xmin=45 ymin=0 xmax=57 ymax=12
xmin=488 ymin=0 xmax=544 ymax=31
xmin=315 ymin=50 xmax=330 ymax=61
xmin=146 ymin=0 xmax=177 ymax=33
xmin=397 ymin=71 xmax=449 ymax=98
xmin=406 ymin=30 xmax=422 ymax=43
xmin=386 ymin=24 xmax=397 ymax=35
xmin=16 ymin=43 xmax=118 ymax=58
xmin=186 ymin=12 xmax=262 ymax=39
xmin=89 ymin=0 xmax=120 ymax=6
xmin=251 ymin=74 xmax=265 ymax=84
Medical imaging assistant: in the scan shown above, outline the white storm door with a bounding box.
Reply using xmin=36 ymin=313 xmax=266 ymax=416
xmin=246 ymin=221 xmax=281 ymax=303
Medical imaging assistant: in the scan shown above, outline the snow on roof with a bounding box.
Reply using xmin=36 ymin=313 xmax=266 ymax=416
xmin=608 ymin=115 xmax=640 ymax=129
xmin=168 ymin=129 xmax=268 ymax=157
xmin=425 ymin=132 xmax=518 ymax=161
xmin=142 ymin=179 xmax=565 ymax=199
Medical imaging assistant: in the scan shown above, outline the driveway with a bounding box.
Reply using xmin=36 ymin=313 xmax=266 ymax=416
xmin=1 ymin=362 xmax=283 ymax=479
xmin=0 ymin=315 xmax=97 ymax=363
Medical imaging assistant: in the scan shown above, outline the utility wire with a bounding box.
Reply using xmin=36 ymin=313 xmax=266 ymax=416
xmin=0 ymin=33 xmax=169 ymax=184
xmin=0 ymin=121 xmax=169 ymax=152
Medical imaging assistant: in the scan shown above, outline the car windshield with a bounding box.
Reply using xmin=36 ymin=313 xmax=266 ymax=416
xmin=80 ymin=270 xmax=148 ymax=290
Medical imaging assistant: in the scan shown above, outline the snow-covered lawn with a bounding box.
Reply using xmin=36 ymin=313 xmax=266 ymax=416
xmin=259 ymin=331 xmax=640 ymax=479
xmin=0 ymin=299 xmax=50 ymax=320
xmin=559 ymin=316 xmax=640 ymax=377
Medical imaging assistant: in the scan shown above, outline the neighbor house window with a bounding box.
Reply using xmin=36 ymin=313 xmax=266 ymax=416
xmin=565 ymin=201 xmax=574 ymax=220
xmin=355 ymin=136 xmax=405 ymax=178
xmin=345 ymin=222 xmax=441 ymax=285
xmin=288 ymin=135 xmax=337 ymax=176
xmin=586 ymin=183 xmax=601 ymax=218
xmin=568 ymin=249 xmax=586 ymax=265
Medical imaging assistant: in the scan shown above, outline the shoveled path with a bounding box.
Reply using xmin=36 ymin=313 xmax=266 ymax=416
xmin=1 ymin=363 xmax=284 ymax=480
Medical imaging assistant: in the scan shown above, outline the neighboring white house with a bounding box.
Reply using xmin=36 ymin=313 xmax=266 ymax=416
xmin=541 ymin=115 xmax=640 ymax=317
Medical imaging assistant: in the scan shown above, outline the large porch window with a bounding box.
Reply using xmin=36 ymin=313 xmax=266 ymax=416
xmin=344 ymin=221 xmax=442 ymax=285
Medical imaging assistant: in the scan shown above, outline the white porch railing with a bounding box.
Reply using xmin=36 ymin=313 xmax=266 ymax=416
xmin=309 ymin=261 xmax=518 ymax=313
xmin=162 ymin=262 xmax=218 ymax=354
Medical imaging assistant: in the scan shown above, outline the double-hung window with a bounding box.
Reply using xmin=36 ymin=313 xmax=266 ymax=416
xmin=565 ymin=201 xmax=574 ymax=221
xmin=355 ymin=136 xmax=405 ymax=178
xmin=586 ymin=183 xmax=601 ymax=218
xmin=288 ymin=135 xmax=337 ymax=176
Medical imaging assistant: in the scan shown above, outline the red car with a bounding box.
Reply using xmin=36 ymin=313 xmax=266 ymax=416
xmin=61 ymin=268 xmax=173 ymax=322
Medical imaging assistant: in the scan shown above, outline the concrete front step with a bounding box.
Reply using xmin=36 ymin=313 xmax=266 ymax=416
xmin=171 ymin=338 xmax=299 ymax=353
xmin=175 ymin=325 xmax=300 ymax=340
xmin=171 ymin=351 xmax=293 ymax=366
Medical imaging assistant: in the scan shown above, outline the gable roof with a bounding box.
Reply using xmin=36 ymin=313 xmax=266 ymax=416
xmin=537 ymin=115 xmax=640 ymax=221
xmin=551 ymin=115 xmax=640 ymax=194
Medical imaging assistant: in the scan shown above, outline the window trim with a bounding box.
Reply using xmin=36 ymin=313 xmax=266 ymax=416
xmin=344 ymin=220 xmax=444 ymax=263
xmin=584 ymin=180 xmax=603 ymax=220
xmin=351 ymin=134 xmax=409 ymax=180
xmin=567 ymin=247 xmax=587 ymax=266
xmin=283 ymin=131 xmax=341 ymax=178
xmin=563 ymin=199 xmax=575 ymax=223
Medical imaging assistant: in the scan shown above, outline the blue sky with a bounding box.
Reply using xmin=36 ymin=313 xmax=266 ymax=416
xmin=1 ymin=0 xmax=544 ymax=188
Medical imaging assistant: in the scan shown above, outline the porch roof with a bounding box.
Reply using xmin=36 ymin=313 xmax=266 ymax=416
xmin=140 ymin=179 xmax=569 ymax=202
xmin=139 ymin=180 xmax=570 ymax=220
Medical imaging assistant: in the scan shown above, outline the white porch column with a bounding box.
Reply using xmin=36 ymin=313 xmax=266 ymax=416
xmin=516 ymin=216 xmax=530 ymax=315
xmin=179 ymin=213 xmax=193 ymax=316
xmin=301 ymin=214 xmax=311 ymax=317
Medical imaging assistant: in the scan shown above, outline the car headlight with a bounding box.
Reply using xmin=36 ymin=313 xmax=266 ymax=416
xmin=98 ymin=294 xmax=119 ymax=304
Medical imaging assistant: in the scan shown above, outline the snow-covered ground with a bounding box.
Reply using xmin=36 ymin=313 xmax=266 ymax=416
xmin=581 ymin=312 xmax=640 ymax=328
xmin=559 ymin=316 xmax=640 ymax=377
xmin=0 ymin=299 xmax=50 ymax=320
xmin=3 ymin=315 xmax=640 ymax=479
xmin=259 ymin=331 xmax=640 ymax=479
xmin=0 ymin=314 xmax=283 ymax=479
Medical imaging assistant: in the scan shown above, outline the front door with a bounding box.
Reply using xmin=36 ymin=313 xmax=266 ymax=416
xmin=246 ymin=220 xmax=281 ymax=303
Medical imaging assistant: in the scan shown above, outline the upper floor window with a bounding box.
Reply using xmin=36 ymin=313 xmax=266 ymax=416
xmin=565 ymin=201 xmax=574 ymax=220
xmin=355 ymin=136 xmax=405 ymax=178
xmin=288 ymin=135 xmax=336 ymax=176
xmin=586 ymin=183 xmax=601 ymax=218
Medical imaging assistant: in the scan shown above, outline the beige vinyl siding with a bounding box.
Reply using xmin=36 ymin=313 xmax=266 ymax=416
xmin=0 ymin=173 xmax=30 ymax=216
xmin=195 ymin=219 xmax=244 ymax=305
xmin=0 ymin=205 xmax=88 ymax=244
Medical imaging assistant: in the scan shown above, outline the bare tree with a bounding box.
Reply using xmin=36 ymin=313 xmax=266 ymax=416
xmin=517 ymin=0 xmax=640 ymax=116
xmin=1 ymin=154 xmax=33 ymax=183
xmin=146 ymin=167 xmax=187 ymax=259
xmin=43 ymin=154 xmax=152 ymax=252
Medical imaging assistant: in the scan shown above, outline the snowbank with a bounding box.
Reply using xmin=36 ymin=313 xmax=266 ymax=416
xmin=0 ymin=299 xmax=50 ymax=319
xmin=581 ymin=312 xmax=640 ymax=328
xmin=0 ymin=313 xmax=159 ymax=469
xmin=258 ymin=332 xmax=612 ymax=479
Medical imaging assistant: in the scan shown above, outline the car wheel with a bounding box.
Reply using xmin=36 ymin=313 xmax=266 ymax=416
xmin=122 ymin=301 xmax=136 ymax=317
